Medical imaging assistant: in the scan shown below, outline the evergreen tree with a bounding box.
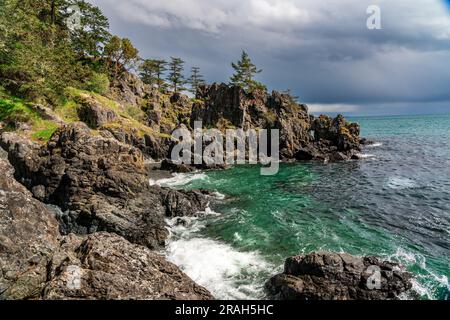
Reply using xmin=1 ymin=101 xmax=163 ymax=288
xmin=188 ymin=66 xmax=206 ymax=95
xmin=230 ymin=51 xmax=265 ymax=92
xmin=0 ymin=0 xmax=90 ymax=103
xmin=139 ymin=59 xmax=167 ymax=90
xmin=167 ymin=57 xmax=186 ymax=93
xmin=66 ymin=0 xmax=111 ymax=58
xmin=104 ymin=36 xmax=139 ymax=79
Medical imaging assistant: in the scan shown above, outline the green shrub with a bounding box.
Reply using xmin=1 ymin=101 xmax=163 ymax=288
xmin=86 ymin=72 xmax=110 ymax=95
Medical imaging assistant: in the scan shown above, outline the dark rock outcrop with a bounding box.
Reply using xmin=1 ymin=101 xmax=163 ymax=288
xmin=191 ymin=83 xmax=361 ymax=162
xmin=266 ymin=252 xmax=412 ymax=300
xmin=0 ymin=157 xmax=60 ymax=299
xmin=77 ymin=97 xmax=117 ymax=129
xmin=0 ymin=156 xmax=213 ymax=300
xmin=43 ymin=232 xmax=213 ymax=300
xmin=0 ymin=122 xmax=209 ymax=250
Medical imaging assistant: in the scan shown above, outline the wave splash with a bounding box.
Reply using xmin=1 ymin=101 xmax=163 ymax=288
xmin=165 ymin=209 xmax=273 ymax=300
xmin=149 ymin=173 xmax=209 ymax=187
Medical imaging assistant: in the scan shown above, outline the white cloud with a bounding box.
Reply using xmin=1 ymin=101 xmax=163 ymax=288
xmin=308 ymin=104 xmax=359 ymax=113
xmin=97 ymin=0 xmax=311 ymax=33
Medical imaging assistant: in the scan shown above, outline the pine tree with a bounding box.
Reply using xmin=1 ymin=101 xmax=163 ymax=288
xmin=104 ymin=36 xmax=139 ymax=79
xmin=167 ymin=57 xmax=186 ymax=93
xmin=230 ymin=51 xmax=265 ymax=92
xmin=188 ymin=66 xmax=205 ymax=95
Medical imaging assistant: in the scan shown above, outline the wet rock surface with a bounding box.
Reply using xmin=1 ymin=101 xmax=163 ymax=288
xmin=266 ymin=252 xmax=412 ymax=300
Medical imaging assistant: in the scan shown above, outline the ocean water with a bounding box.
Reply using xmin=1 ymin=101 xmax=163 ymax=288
xmin=163 ymin=114 xmax=450 ymax=300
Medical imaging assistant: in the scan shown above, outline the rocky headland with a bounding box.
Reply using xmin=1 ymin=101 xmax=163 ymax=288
xmin=0 ymin=72 xmax=411 ymax=300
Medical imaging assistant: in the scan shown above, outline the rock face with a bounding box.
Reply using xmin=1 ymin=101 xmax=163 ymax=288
xmin=266 ymin=252 xmax=412 ymax=300
xmin=0 ymin=122 xmax=209 ymax=250
xmin=43 ymin=233 xmax=213 ymax=300
xmin=0 ymin=156 xmax=213 ymax=300
xmin=0 ymin=156 xmax=60 ymax=299
xmin=77 ymin=97 xmax=117 ymax=129
xmin=191 ymin=83 xmax=361 ymax=161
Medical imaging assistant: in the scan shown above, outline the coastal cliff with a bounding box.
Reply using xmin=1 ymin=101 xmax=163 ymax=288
xmin=0 ymin=72 xmax=411 ymax=300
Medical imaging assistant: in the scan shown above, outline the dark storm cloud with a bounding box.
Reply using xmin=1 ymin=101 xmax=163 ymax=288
xmin=89 ymin=0 xmax=450 ymax=115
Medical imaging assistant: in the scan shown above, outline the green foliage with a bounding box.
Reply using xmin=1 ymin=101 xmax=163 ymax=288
xmin=0 ymin=0 xmax=107 ymax=104
xmin=230 ymin=51 xmax=265 ymax=92
xmin=104 ymin=35 xmax=139 ymax=79
xmin=0 ymin=96 xmax=58 ymax=142
xmin=86 ymin=72 xmax=110 ymax=94
xmin=67 ymin=0 xmax=111 ymax=58
xmin=187 ymin=66 xmax=206 ymax=95
xmin=167 ymin=57 xmax=186 ymax=93
xmin=139 ymin=59 xmax=167 ymax=90
xmin=125 ymin=105 xmax=145 ymax=122
xmin=54 ymin=99 xmax=80 ymax=122
xmin=0 ymin=97 xmax=38 ymax=124
xmin=31 ymin=121 xmax=59 ymax=142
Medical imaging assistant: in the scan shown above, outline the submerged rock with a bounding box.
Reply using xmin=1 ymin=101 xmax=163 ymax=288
xmin=266 ymin=252 xmax=412 ymax=300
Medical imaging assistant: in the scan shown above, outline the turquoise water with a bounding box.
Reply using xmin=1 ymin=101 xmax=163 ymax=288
xmin=164 ymin=114 xmax=450 ymax=300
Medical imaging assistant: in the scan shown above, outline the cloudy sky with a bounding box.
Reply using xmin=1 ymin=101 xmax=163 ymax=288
xmin=89 ymin=0 xmax=450 ymax=116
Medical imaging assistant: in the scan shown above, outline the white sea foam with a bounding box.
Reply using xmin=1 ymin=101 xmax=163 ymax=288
xmin=149 ymin=173 xmax=209 ymax=187
xmin=166 ymin=206 xmax=272 ymax=300
xmin=357 ymin=153 xmax=376 ymax=159
xmin=212 ymin=191 xmax=226 ymax=200
xmin=366 ymin=142 xmax=383 ymax=148
xmin=166 ymin=237 xmax=271 ymax=300
xmin=387 ymin=177 xmax=416 ymax=190
xmin=388 ymin=248 xmax=448 ymax=300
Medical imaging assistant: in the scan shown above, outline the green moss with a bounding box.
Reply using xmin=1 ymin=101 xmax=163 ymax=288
xmin=125 ymin=105 xmax=145 ymax=122
xmin=31 ymin=121 xmax=59 ymax=142
xmin=54 ymin=100 xmax=80 ymax=122
xmin=0 ymin=97 xmax=40 ymax=123
xmin=0 ymin=96 xmax=59 ymax=143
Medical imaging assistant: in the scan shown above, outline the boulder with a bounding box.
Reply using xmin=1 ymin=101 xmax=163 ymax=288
xmin=0 ymin=157 xmax=213 ymax=300
xmin=1 ymin=122 xmax=209 ymax=250
xmin=77 ymin=98 xmax=117 ymax=129
xmin=0 ymin=157 xmax=60 ymax=299
xmin=43 ymin=232 xmax=213 ymax=300
xmin=266 ymin=252 xmax=412 ymax=300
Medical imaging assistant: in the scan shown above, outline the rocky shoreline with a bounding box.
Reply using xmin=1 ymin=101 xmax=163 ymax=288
xmin=0 ymin=73 xmax=412 ymax=300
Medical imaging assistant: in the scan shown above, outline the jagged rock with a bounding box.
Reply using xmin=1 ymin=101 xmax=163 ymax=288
xmin=191 ymin=83 xmax=361 ymax=162
xmin=108 ymin=72 xmax=150 ymax=108
xmin=0 ymin=157 xmax=60 ymax=299
xmin=0 ymin=122 xmax=209 ymax=250
xmin=77 ymin=98 xmax=117 ymax=129
xmin=266 ymin=252 xmax=412 ymax=300
xmin=43 ymin=232 xmax=213 ymax=300
xmin=0 ymin=157 xmax=213 ymax=300
xmin=161 ymin=159 xmax=195 ymax=173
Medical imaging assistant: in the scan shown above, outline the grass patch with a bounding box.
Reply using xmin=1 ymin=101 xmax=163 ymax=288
xmin=54 ymin=99 xmax=80 ymax=122
xmin=0 ymin=97 xmax=41 ymax=123
xmin=1 ymin=96 xmax=60 ymax=143
xmin=31 ymin=120 xmax=59 ymax=142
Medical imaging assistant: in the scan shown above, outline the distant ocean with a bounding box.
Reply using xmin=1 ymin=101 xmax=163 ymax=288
xmin=159 ymin=114 xmax=450 ymax=300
